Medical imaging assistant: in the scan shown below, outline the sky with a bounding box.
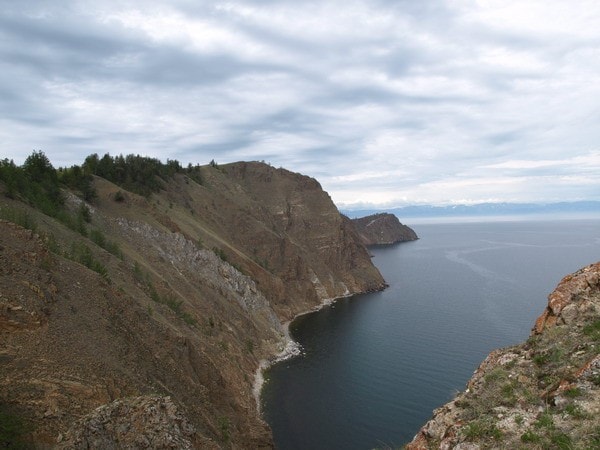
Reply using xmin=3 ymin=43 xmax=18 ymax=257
xmin=1 ymin=0 xmax=599 ymax=209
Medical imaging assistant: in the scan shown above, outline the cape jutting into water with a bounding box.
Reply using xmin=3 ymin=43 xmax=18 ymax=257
xmin=261 ymin=218 xmax=600 ymax=450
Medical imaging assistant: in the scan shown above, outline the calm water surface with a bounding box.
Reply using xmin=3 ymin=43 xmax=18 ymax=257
xmin=261 ymin=219 xmax=600 ymax=450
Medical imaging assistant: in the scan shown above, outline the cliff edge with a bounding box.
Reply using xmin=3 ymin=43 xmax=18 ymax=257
xmin=351 ymin=212 xmax=418 ymax=245
xmin=0 ymin=156 xmax=385 ymax=448
xmin=407 ymin=261 xmax=600 ymax=449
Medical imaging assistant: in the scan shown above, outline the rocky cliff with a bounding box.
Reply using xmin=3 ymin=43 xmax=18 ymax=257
xmin=407 ymin=262 xmax=600 ymax=449
xmin=351 ymin=212 xmax=418 ymax=245
xmin=0 ymin=159 xmax=385 ymax=448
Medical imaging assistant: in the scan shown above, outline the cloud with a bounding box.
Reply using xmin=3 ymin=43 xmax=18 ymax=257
xmin=1 ymin=0 xmax=599 ymax=207
xmin=482 ymin=152 xmax=600 ymax=171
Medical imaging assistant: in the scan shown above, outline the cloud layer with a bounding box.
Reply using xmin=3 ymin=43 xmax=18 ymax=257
xmin=2 ymin=0 xmax=599 ymax=207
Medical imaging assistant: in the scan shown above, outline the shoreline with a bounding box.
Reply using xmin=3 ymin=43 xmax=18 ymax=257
xmin=252 ymin=284 xmax=387 ymax=412
xmin=252 ymin=294 xmax=347 ymax=412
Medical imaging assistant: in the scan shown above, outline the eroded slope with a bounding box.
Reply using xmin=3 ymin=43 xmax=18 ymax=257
xmin=0 ymin=160 xmax=385 ymax=448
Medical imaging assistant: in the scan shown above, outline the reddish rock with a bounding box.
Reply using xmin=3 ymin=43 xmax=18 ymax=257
xmin=533 ymin=261 xmax=600 ymax=334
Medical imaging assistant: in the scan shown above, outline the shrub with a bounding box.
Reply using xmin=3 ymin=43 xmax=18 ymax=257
xmin=0 ymin=404 xmax=28 ymax=449
xmin=181 ymin=312 xmax=197 ymax=326
xmin=58 ymin=165 xmax=97 ymax=201
xmin=521 ymin=430 xmax=541 ymax=443
xmin=564 ymin=403 xmax=587 ymax=419
xmin=463 ymin=419 xmax=502 ymax=441
xmin=90 ymin=229 xmax=106 ymax=248
xmin=90 ymin=228 xmax=122 ymax=258
xmin=564 ymin=387 xmax=582 ymax=398
xmin=78 ymin=203 xmax=92 ymax=223
xmin=114 ymin=190 xmax=125 ymax=202
xmin=549 ymin=431 xmax=572 ymax=449
xmin=534 ymin=411 xmax=554 ymax=430
xmin=68 ymin=242 xmax=109 ymax=280
xmin=583 ymin=320 xmax=600 ymax=341
xmin=213 ymin=247 xmax=228 ymax=262
xmin=0 ymin=207 xmax=37 ymax=231
xmin=217 ymin=416 xmax=230 ymax=443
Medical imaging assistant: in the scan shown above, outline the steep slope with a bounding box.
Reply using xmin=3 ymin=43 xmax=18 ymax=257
xmin=0 ymin=217 xmax=275 ymax=448
xmin=407 ymin=262 xmax=600 ymax=449
xmin=351 ymin=213 xmax=418 ymax=245
xmin=0 ymin=160 xmax=385 ymax=448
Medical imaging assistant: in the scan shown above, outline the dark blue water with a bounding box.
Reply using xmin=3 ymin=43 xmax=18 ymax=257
xmin=261 ymin=219 xmax=600 ymax=450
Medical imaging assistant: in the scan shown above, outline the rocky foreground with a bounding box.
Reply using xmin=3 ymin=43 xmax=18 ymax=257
xmin=407 ymin=262 xmax=600 ymax=449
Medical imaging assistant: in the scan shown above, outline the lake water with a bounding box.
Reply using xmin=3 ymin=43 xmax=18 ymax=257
xmin=261 ymin=218 xmax=600 ymax=450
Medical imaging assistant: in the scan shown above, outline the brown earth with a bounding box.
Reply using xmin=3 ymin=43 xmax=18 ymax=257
xmin=351 ymin=212 xmax=418 ymax=245
xmin=0 ymin=161 xmax=385 ymax=448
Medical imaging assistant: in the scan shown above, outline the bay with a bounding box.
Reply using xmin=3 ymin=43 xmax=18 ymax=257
xmin=261 ymin=218 xmax=600 ymax=450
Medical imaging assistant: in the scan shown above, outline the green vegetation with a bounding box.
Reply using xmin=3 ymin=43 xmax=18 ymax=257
xmin=462 ymin=418 xmax=502 ymax=441
xmin=58 ymin=164 xmax=96 ymax=202
xmin=180 ymin=311 xmax=197 ymax=326
xmin=69 ymin=242 xmax=109 ymax=281
xmin=82 ymin=153 xmax=209 ymax=196
xmin=212 ymin=246 xmax=245 ymax=274
xmin=564 ymin=403 xmax=587 ymax=419
xmin=520 ymin=430 xmax=541 ymax=444
xmin=217 ymin=416 xmax=231 ymax=443
xmin=0 ymin=151 xmax=223 ymax=286
xmin=444 ymin=301 xmax=600 ymax=450
xmin=82 ymin=153 xmax=181 ymax=197
xmin=144 ymin=275 xmax=196 ymax=326
xmin=1 ymin=151 xmax=63 ymax=216
xmin=252 ymin=250 xmax=272 ymax=272
xmin=1 ymin=151 xmax=214 ymax=205
xmin=0 ymin=152 xmax=93 ymax=238
xmin=186 ymin=163 xmax=203 ymax=185
xmin=564 ymin=387 xmax=582 ymax=398
xmin=591 ymin=426 xmax=600 ymax=447
xmin=209 ymin=159 xmax=227 ymax=174
xmin=0 ymin=403 xmax=28 ymax=449
xmin=90 ymin=229 xmax=123 ymax=259
xmin=133 ymin=261 xmax=147 ymax=283
xmin=212 ymin=247 xmax=228 ymax=262
xmin=113 ymin=190 xmax=125 ymax=202
xmin=0 ymin=206 xmax=37 ymax=232
xmin=583 ymin=319 xmax=600 ymax=341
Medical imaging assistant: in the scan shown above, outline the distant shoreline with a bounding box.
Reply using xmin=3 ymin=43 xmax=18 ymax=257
xmin=342 ymin=201 xmax=600 ymax=223
xmin=390 ymin=212 xmax=600 ymax=225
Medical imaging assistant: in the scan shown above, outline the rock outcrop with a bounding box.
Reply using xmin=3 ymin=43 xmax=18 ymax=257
xmin=58 ymin=396 xmax=208 ymax=449
xmin=406 ymin=262 xmax=600 ymax=449
xmin=351 ymin=212 xmax=418 ymax=245
xmin=0 ymin=160 xmax=385 ymax=448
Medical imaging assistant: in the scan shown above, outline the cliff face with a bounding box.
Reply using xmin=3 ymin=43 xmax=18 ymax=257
xmin=0 ymin=161 xmax=385 ymax=448
xmin=201 ymin=162 xmax=386 ymax=318
xmin=407 ymin=262 xmax=600 ymax=450
xmin=351 ymin=212 xmax=418 ymax=245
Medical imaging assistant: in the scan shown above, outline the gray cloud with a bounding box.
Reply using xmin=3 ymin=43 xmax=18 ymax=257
xmin=1 ymin=0 xmax=599 ymax=207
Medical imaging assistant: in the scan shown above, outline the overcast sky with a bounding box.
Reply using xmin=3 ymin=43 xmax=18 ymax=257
xmin=1 ymin=1 xmax=599 ymax=208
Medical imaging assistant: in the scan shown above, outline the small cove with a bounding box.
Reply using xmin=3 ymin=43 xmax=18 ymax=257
xmin=261 ymin=218 xmax=600 ymax=450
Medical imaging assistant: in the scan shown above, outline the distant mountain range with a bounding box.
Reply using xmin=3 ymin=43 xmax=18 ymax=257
xmin=342 ymin=201 xmax=600 ymax=220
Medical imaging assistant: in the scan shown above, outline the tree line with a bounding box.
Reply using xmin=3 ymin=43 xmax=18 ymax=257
xmin=0 ymin=151 xmax=209 ymax=211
